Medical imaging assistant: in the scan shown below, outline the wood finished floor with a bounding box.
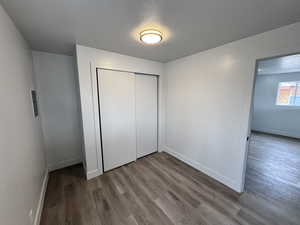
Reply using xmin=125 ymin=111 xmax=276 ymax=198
xmin=41 ymin=150 xmax=300 ymax=225
xmin=245 ymin=131 xmax=300 ymax=212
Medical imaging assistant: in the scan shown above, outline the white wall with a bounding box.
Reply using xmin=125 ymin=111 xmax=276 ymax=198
xmin=76 ymin=45 xmax=165 ymax=179
xmin=165 ymin=22 xmax=300 ymax=192
xmin=252 ymin=72 xmax=300 ymax=139
xmin=0 ymin=5 xmax=47 ymax=225
xmin=32 ymin=51 xmax=83 ymax=171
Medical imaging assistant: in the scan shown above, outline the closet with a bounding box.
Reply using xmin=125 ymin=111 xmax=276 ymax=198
xmin=97 ymin=69 xmax=158 ymax=172
xmin=135 ymin=74 xmax=158 ymax=158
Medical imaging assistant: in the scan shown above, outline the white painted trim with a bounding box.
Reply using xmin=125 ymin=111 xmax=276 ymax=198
xmin=76 ymin=45 xmax=165 ymax=180
xmin=88 ymin=67 xmax=162 ymax=179
xmin=48 ymin=157 xmax=82 ymax=172
xmin=34 ymin=171 xmax=48 ymax=225
xmin=91 ymin=64 xmax=104 ymax=174
xmin=252 ymin=128 xmax=300 ymax=139
xmin=86 ymin=169 xmax=103 ymax=180
xmin=164 ymin=146 xmax=242 ymax=193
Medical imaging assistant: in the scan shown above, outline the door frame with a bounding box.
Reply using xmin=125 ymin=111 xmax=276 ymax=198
xmin=240 ymin=51 xmax=300 ymax=192
xmin=93 ymin=68 xmax=160 ymax=173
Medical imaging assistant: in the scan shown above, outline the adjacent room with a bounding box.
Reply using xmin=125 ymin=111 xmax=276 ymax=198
xmin=245 ymin=54 xmax=300 ymax=210
xmin=1 ymin=1 xmax=300 ymax=225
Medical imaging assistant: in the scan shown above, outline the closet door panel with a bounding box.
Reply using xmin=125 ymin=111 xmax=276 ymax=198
xmin=98 ymin=69 xmax=136 ymax=171
xmin=136 ymin=75 xmax=158 ymax=158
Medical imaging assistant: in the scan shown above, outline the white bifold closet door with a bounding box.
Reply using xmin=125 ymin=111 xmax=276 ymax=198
xmin=135 ymin=74 xmax=158 ymax=158
xmin=97 ymin=69 xmax=136 ymax=171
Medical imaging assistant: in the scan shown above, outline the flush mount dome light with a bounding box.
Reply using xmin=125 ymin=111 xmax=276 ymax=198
xmin=140 ymin=29 xmax=162 ymax=44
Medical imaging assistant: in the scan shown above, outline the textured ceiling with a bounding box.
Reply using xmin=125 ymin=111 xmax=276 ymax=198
xmin=1 ymin=0 xmax=300 ymax=62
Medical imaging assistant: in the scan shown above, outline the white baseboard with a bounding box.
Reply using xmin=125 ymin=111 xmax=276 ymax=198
xmin=252 ymin=128 xmax=300 ymax=139
xmin=34 ymin=171 xmax=48 ymax=225
xmin=164 ymin=146 xmax=242 ymax=193
xmin=86 ymin=169 xmax=103 ymax=180
xmin=48 ymin=157 xmax=82 ymax=171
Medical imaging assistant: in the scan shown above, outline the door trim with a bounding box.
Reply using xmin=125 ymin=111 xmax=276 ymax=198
xmin=95 ymin=68 xmax=159 ymax=172
xmin=96 ymin=69 xmax=105 ymax=173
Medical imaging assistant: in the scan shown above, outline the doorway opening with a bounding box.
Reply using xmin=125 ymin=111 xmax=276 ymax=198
xmin=244 ymin=53 xmax=300 ymax=211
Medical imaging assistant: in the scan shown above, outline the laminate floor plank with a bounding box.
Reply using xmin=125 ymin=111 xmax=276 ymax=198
xmin=149 ymin=155 xmax=245 ymax=225
xmin=120 ymin=166 xmax=175 ymax=225
xmin=245 ymin=132 xmax=300 ymax=211
xmin=93 ymin=187 xmax=121 ymax=225
xmin=150 ymin=155 xmax=242 ymax=215
xmin=40 ymin=134 xmax=300 ymax=225
xmin=141 ymin=158 xmax=200 ymax=208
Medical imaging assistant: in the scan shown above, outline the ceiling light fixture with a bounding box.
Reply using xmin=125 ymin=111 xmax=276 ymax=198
xmin=140 ymin=29 xmax=162 ymax=45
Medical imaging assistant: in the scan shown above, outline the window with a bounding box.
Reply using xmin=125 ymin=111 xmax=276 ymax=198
xmin=276 ymin=81 xmax=300 ymax=106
